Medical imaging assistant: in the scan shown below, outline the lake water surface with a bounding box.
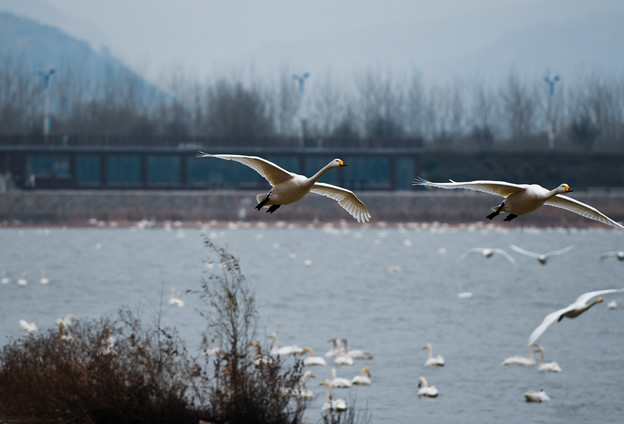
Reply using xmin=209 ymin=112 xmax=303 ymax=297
xmin=1 ymin=223 xmax=624 ymax=423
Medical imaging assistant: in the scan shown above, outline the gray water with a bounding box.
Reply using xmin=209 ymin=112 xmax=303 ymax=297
xmin=1 ymin=224 xmax=624 ymax=423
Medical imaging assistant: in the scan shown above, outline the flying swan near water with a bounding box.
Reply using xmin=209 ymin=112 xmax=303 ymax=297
xmin=528 ymin=288 xmax=624 ymax=346
xmin=458 ymin=247 xmax=517 ymax=266
xmin=510 ymin=244 xmax=575 ymax=265
xmin=413 ymin=178 xmax=624 ymax=229
xmin=196 ymin=153 xmax=371 ymax=223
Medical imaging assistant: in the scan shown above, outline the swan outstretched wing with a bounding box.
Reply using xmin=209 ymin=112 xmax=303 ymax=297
xmin=528 ymin=288 xmax=624 ymax=346
xmin=600 ymin=251 xmax=620 ymax=260
xmin=492 ymin=249 xmax=518 ymax=266
xmin=545 ymin=195 xmax=624 ymax=230
xmin=458 ymin=248 xmax=486 ymax=261
xmin=413 ymin=177 xmax=526 ymax=198
xmin=546 ymin=244 xmax=575 ymax=257
xmin=510 ymin=244 xmax=540 ymax=259
xmin=196 ymin=152 xmax=294 ymax=186
xmin=528 ymin=306 xmax=574 ymax=346
xmin=310 ymin=183 xmax=371 ymax=223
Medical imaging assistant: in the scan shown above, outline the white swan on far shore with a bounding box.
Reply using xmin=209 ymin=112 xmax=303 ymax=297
xmin=268 ymin=332 xmax=304 ymax=357
xmin=417 ymin=376 xmax=439 ymax=397
xmin=535 ymin=346 xmax=561 ymax=373
xmin=423 ymin=343 xmax=445 ymax=367
xmin=197 ymin=153 xmax=371 ymax=223
xmin=352 ymin=367 xmax=372 ymax=385
xmin=301 ymin=347 xmax=327 ymax=366
xmin=528 ymin=288 xmax=624 ymax=346
xmin=525 ymin=389 xmax=550 ymax=402
xmin=414 ymin=178 xmax=624 ymax=229
xmin=510 ymin=244 xmax=575 ymax=265
xmin=502 ymin=343 xmax=537 ymax=366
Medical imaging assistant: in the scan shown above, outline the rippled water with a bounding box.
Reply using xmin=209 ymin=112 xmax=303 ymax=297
xmin=1 ymin=224 xmax=624 ymax=423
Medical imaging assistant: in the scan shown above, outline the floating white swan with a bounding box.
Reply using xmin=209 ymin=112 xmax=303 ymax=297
xmin=168 ymin=287 xmax=184 ymax=307
xmin=1 ymin=271 xmax=9 ymax=284
xmin=98 ymin=325 xmax=116 ymax=356
xmin=510 ymin=244 xmax=575 ymax=265
xmin=524 ymin=389 xmax=550 ymax=402
xmin=608 ymin=300 xmax=618 ymax=309
xmin=528 ymin=288 xmax=624 ymax=346
xmin=293 ymin=370 xmax=316 ymax=399
xmin=301 ymin=347 xmax=327 ymax=366
xmin=600 ymin=251 xmax=624 ymax=261
xmin=352 ymin=367 xmax=372 ymax=385
xmin=414 ymin=178 xmax=624 ymax=229
xmin=58 ymin=321 xmax=73 ymax=342
xmin=268 ymin=332 xmax=304 ymax=357
xmin=458 ymin=248 xmax=517 ymax=266
xmin=19 ymin=319 xmax=37 ymax=334
xmin=196 ymin=153 xmax=371 ymax=223
xmin=329 ymin=368 xmax=352 ymax=388
xmin=417 ymin=376 xmax=439 ymax=397
xmin=325 ymin=338 xmax=339 ymax=357
xmin=535 ymin=346 xmax=561 ymax=373
xmin=423 ymin=343 xmax=445 ymax=367
xmin=457 ymin=283 xmax=473 ymax=299
xmin=320 ymin=380 xmax=347 ymax=412
xmin=333 ymin=339 xmax=354 ymax=366
xmin=341 ymin=338 xmax=373 ymax=360
xmin=502 ymin=343 xmax=537 ymax=366
xmin=250 ymin=341 xmax=273 ymax=366
xmin=39 ymin=270 xmax=49 ymax=285
xmin=17 ymin=273 xmax=27 ymax=287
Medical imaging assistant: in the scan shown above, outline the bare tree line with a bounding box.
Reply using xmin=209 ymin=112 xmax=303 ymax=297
xmin=1 ymin=54 xmax=623 ymax=152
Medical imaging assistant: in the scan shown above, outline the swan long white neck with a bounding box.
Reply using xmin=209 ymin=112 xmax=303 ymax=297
xmin=309 ymin=162 xmax=337 ymax=184
xmin=270 ymin=335 xmax=279 ymax=355
xmin=425 ymin=344 xmax=433 ymax=360
xmin=537 ymin=348 xmax=545 ymax=365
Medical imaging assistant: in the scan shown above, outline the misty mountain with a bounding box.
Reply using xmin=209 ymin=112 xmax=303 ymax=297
xmin=0 ymin=11 xmax=162 ymax=99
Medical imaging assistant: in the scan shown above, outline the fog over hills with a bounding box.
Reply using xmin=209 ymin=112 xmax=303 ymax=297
xmin=1 ymin=0 xmax=622 ymax=86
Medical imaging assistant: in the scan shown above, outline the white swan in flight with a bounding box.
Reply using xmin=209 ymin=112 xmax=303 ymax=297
xmin=268 ymin=332 xmax=304 ymax=357
xmin=320 ymin=380 xmax=347 ymax=412
xmin=502 ymin=343 xmax=537 ymax=366
xmin=351 ymin=367 xmax=372 ymax=385
xmin=196 ymin=153 xmax=371 ymax=223
xmin=600 ymin=251 xmax=624 ymax=261
xmin=458 ymin=248 xmax=517 ymax=266
xmin=457 ymin=283 xmax=473 ymax=299
xmin=534 ymin=346 xmax=561 ymax=373
xmin=417 ymin=376 xmax=439 ymax=397
xmin=340 ymin=338 xmax=373 ymax=360
xmin=524 ymin=389 xmax=550 ymax=402
xmin=414 ymin=178 xmax=624 ymax=229
xmin=423 ymin=343 xmax=445 ymax=367
xmin=19 ymin=319 xmax=38 ymax=334
xmin=510 ymin=244 xmax=575 ymax=265
xmin=528 ymin=288 xmax=624 ymax=346
xmin=301 ymin=347 xmax=327 ymax=366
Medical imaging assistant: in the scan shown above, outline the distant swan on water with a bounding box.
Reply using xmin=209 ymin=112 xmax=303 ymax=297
xmin=535 ymin=346 xmax=561 ymax=373
xmin=423 ymin=343 xmax=445 ymax=367
xmin=351 ymin=367 xmax=372 ymax=385
xmin=502 ymin=343 xmax=537 ymax=366
xmin=196 ymin=153 xmax=371 ymax=223
xmin=268 ymin=332 xmax=304 ymax=357
xmin=417 ymin=376 xmax=439 ymax=397
xmin=414 ymin=178 xmax=624 ymax=229
xmin=525 ymin=389 xmax=550 ymax=402
xmin=19 ymin=319 xmax=37 ymax=334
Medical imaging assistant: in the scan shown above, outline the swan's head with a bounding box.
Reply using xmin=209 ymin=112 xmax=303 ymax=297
xmin=534 ymin=346 xmax=543 ymax=353
xmin=320 ymin=379 xmax=332 ymax=386
xmin=418 ymin=376 xmax=427 ymax=387
xmin=362 ymin=367 xmax=371 ymax=377
xmin=560 ymin=184 xmax=573 ymax=193
xmin=267 ymin=332 xmax=277 ymax=339
xmin=303 ymin=370 xmax=315 ymax=379
xmin=331 ymin=159 xmax=348 ymax=168
xmin=301 ymin=346 xmax=313 ymax=355
xmin=423 ymin=343 xmax=432 ymax=350
xmin=597 ymin=297 xmax=603 ymax=303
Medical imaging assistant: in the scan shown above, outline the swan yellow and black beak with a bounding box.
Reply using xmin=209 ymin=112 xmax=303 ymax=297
xmin=338 ymin=160 xmax=347 ymax=166
xmin=564 ymin=184 xmax=573 ymax=193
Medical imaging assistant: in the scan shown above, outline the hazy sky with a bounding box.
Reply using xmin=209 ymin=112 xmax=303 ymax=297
xmin=3 ymin=0 xmax=623 ymax=83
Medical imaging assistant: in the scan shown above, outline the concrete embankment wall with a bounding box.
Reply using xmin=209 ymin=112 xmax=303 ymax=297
xmin=1 ymin=190 xmax=624 ymax=228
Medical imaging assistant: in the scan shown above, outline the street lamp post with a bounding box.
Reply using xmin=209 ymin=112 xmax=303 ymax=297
xmin=544 ymin=75 xmax=560 ymax=151
xmin=292 ymin=72 xmax=310 ymax=145
xmin=38 ymin=68 xmax=56 ymax=143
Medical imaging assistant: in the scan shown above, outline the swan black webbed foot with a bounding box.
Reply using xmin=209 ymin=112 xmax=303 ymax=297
xmin=266 ymin=205 xmax=281 ymax=214
xmin=486 ymin=202 xmax=505 ymax=220
xmin=503 ymin=214 xmax=518 ymax=222
xmin=255 ymin=191 xmax=272 ymax=211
